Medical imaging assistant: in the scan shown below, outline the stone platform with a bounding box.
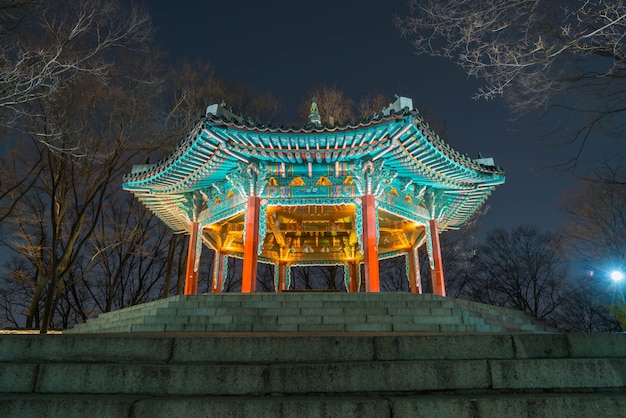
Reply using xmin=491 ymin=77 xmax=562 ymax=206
xmin=3 ymin=293 xmax=625 ymax=417
xmin=65 ymin=292 xmax=557 ymax=334
xmin=1 ymin=332 xmax=625 ymax=417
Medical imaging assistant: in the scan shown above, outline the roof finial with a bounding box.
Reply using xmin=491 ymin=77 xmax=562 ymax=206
xmin=308 ymin=98 xmax=321 ymax=127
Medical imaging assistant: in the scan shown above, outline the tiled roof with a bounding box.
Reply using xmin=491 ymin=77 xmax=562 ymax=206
xmin=123 ymin=97 xmax=505 ymax=233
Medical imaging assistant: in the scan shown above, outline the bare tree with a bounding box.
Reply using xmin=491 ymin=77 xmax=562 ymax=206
xmin=414 ymin=212 xmax=485 ymax=297
xmin=222 ymin=258 xmax=241 ymax=292
xmin=356 ymin=92 xmax=389 ymax=119
xmin=467 ymin=226 xmax=568 ymax=319
xmin=77 ymin=195 xmax=173 ymax=318
xmin=558 ymin=164 xmax=626 ymax=331
xmin=317 ymin=265 xmax=345 ymax=291
xmin=609 ymin=304 xmax=626 ymax=331
xmin=291 ymin=266 xmax=315 ymax=290
xmin=0 ymin=0 xmax=151 ymax=147
xmin=256 ymin=263 xmax=276 ymax=292
xmin=1 ymin=49 xmax=161 ymax=331
xmin=561 ymin=165 xmax=626 ymax=267
xmin=0 ymin=138 xmax=42 ymax=223
xmin=553 ymin=274 xmax=621 ymax=332
xmin=161 ymin=60 xmax=281 ymax=149
xmin=396 ymin=1 xmax=626 ymax=149
xmin=380 ymin=256 xmax=409 ymax=292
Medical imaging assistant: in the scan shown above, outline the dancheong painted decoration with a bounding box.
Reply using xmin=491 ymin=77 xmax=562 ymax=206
xmin=123 ymin=96 xmax=505 ymax=295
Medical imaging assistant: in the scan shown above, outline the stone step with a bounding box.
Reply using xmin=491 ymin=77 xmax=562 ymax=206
xmin=3 ymin=338 xmax=625 ymax=393
xmin=5 ymin=334 xmax=625 ymax=364
xmin=2 ymin=333 xmax=625 ymax=417
xmin=66 ymin=293 xmax=557 ymax=334
xmin=3 ymin=393 xmax=626 ymax=418
xmin=10 ymin=357 xmax=623 ymax=396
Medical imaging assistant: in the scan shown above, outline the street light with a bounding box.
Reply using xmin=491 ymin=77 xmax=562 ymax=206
xmin=610 ymin=270 xmax=624 ymax=282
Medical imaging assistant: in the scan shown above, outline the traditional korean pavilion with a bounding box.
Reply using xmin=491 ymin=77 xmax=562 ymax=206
xmin=123 ymin=96 xmax=505 ymax=295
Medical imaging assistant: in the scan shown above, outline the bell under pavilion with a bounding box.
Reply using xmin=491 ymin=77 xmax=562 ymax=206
xmin=123 ymin=96 xmax=505 ymax=295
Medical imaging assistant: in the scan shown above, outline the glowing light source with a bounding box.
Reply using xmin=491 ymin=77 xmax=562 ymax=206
xmin=610 ymin=270 xmax=624 ymax=282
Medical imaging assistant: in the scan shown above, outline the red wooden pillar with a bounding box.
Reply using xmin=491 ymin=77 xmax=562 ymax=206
xmin=429 ymin=219 xmax=446 ymax=296
xmin=241 ymin=196 xmax=260 ymax=293
xmin=348 ymin=261 xmax=360 ymax=292
xmin=212 ymin=250 xmax=225 ymax=293
xmin=276 ymin=262 xmax=287 ymax=292
xmin=184 ymin=221 xmax=200 ymax=295
xmin=362 ymin=194 xmax=380 ymax=292
xmin=408 ymin=245 xmax=422 ymax=294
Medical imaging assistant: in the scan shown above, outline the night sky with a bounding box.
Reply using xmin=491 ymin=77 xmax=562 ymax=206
xmin=145 ymin=0 xmax=623 ymax=234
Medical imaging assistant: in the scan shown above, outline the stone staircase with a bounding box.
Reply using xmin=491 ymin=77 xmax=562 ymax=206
xmin=65 ymin=292 xmax=557 ymax=334
xmin=1 ymin=332 xmax=625 ymax=417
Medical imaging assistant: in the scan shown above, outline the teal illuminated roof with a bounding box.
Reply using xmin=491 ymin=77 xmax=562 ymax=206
xmin=123 ymin=97 xmax=505 ymax=235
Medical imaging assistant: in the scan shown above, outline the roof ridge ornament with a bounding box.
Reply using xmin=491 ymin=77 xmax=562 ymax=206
xmin=474 ymin=151 xmax=496 ymax=166
xmin=382 ymin=95 xmax=414 ymax=116
xmin=206 ymin=101 xmax=248 ymax=124
xmin=308 ymin=98 xmax=322 ymax=127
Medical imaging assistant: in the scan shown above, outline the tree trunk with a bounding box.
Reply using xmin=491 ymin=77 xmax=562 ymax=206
xmin=163 ymin=234 xmax=178 ymax=298
xmin=176 ymin=238 xmax=186 ymax=295
xmin=39 ymin=275 xmax=58 ymax=333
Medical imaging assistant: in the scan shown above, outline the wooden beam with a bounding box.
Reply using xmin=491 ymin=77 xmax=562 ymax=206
xmin=362 ymin=194 xmax=380 ymax=292
xmin=184 ymin=221 xmax=200 ymax=295
xmin=348 ymin=261 xmax=360 ymax=292
xmin=277 ymin=262 xmax=287 ymax=292
xmin=408 ymin=245 xmax=421 ymax=294
xmin=241 ymin=196 xmax=260 ymax=293
xmin=429 ymin=219 xmax=446 ymax=296
xmin=212 ymin=250 xmax=225 ymax=293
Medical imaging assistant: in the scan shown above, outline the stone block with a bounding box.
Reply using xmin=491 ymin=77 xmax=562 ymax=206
xmin=365 ymin=314 xmax=409 ymax=324
xmin=429 ymin=307 xmax=454 ymax=316
xmin=230 ymin=315 xmax=260 ymax=324
xmin=345 ymin=323 xmax=392 ymax=332
xmin=390 ymin=395 xmax=476 ymax=418
xmin=216 ymin=307 xmax=258 ymax=316
xmin=301 ymin=307 xmax=344 ymax=316
xmin=131 ymin=396 xmax=391 ymax=418
xmin=412 ymin=315 xmax=464 ymax=325
xmin=129 ymin=324 xmax=165 ymax=332
xmin=489 ymin=358 xmax=626 ymax=389
xmin=205 ymin=315 xmax=233 ymax=324
xmin=171 ymin=336 xmax=375 ymax=363
xmin=267 ymin=359 xmax=490 ymax=393
xmin=281 ymin=300 xmax=323 ymax=308
xmin=374 ymin=335 xmax=515 ymax=361
xmin=323 ymin=315 xmax=366 ymax=324
xmin=391 ymin=393 xmax=626 ymax=418
xmin=186 ymin=315 xmax=212 ymax=325
xmin=438 ymin=324 xmax=477 ymax=332
xmin=176 ymin=307 xmax=216 ymax=316
xmin=0 ymin=335 xmax=174 ymax=363
xmin=260 ymin=307 xmax=300 ymax=316
xmin=385 ymin=307 xmax=431 ymax=316
xmin=278 ymin=315 xmax=321 ymax=324
xmin=144 ymin=315 xmax=190 ymax=325
xmin=343 ymin=307 xmax=387 ymax=315
xmin=511 ymin=334 xmax=569 ymax=359
xmin=36 ymin=363 xmax=266 ymax=395
xmin=0 ymin=363 xmax=37 ymax=393
xmin=0 ymin=394 xmax=137 ymax=418
xmin=566 ymin=333 xmax=626 ymax=358
xmin=474 ymin=394 xmax=626 ymax=418
xmin=164 ymin=324 xmax=203 ymax=332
